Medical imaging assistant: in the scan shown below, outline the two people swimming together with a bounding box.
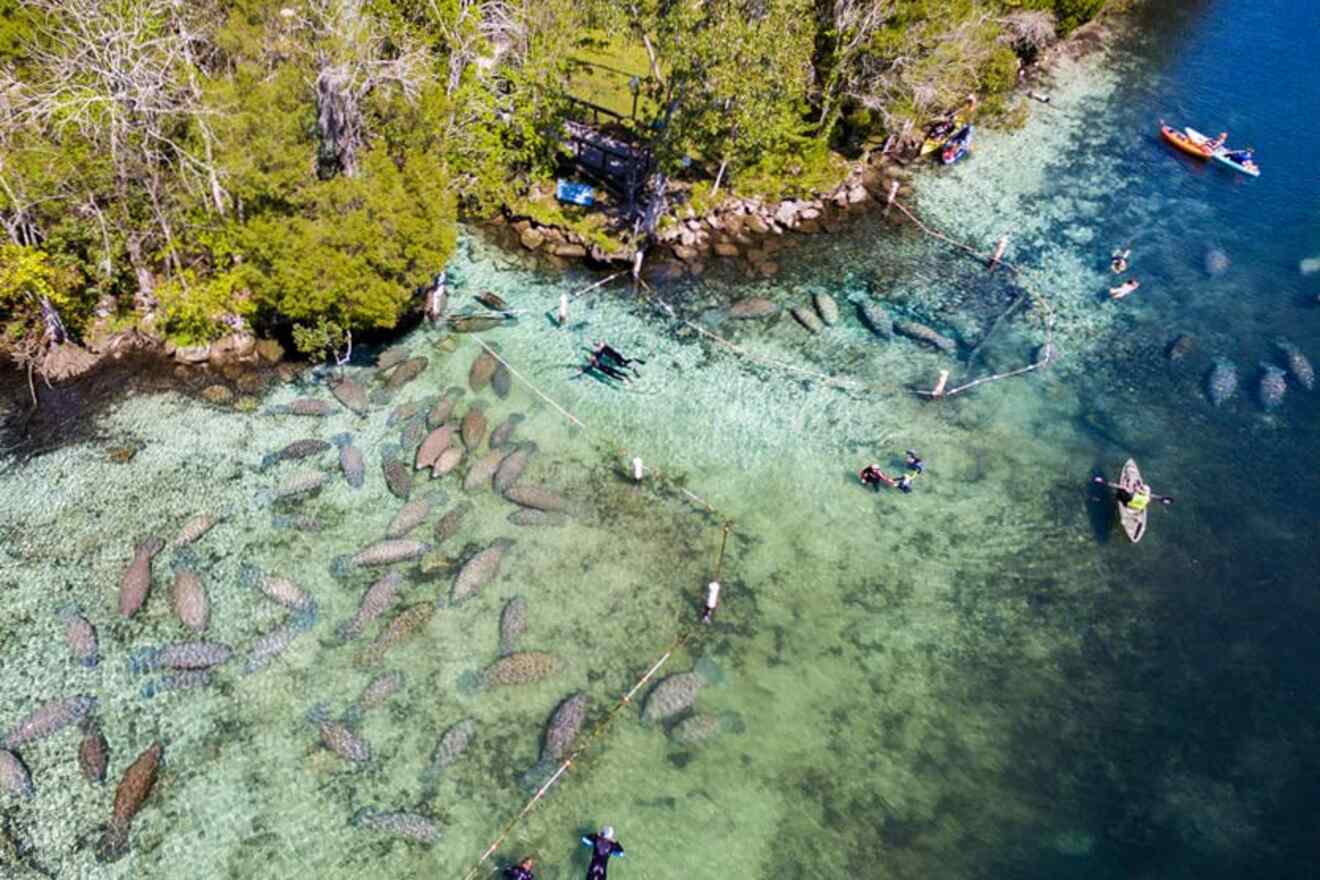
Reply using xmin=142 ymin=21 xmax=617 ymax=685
xmin=502 ymin=825 xmax=624 ymax=880
xmin=860 ymin=450 xmax=925 ymax=494
xmin=1109 ymin=248 xmax=1141 ymax=299
xmin=578 ymin=341 xmax=644 ymax=385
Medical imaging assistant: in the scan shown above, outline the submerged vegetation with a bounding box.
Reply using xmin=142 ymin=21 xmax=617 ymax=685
xmin=0 ymin=0 xmax=1109 ymax=358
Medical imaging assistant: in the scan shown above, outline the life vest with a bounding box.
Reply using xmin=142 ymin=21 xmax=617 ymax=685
xmin=1126 ymin=485 xmax=1151 ymax=511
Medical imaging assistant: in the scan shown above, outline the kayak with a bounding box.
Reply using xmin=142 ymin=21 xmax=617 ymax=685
xmin=1184 ymin=127 xmax=1261 ymax=177
xmin=1117 ymin=459 xmax=1147 ymax=543
xmin=920 ymin=116 xmax=961 ymax=157
xmin=1160 ymin=124 xmax=1213 ymax=160
xmin=941 ymin=125 xmax=973 ymax=165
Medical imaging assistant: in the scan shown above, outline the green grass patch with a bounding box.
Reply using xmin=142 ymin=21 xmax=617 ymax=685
xmin=566 ymin=31 xmax=660 ymax=122
xmin=509 ymin=186 xmax=623 ymax=252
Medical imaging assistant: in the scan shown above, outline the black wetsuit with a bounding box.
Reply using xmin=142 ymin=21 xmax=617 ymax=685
xmin=587 ymin=355 xmax=630 ymax=383
xmin=504 ymin=866 xmax=535 ymax=880
xmin=582 ymin=834 xmax=624 ymax=880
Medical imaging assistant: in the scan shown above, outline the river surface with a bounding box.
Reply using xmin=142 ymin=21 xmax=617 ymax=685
xmin=2 ymin=2 xmax=1317 ymax=877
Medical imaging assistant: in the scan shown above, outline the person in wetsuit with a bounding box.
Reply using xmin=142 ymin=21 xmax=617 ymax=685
xmin=504 ymin=857 xmax=536 ymax=880
xmin=895 ymin=450 xmax=924 ymax=494
xmin=859 ymin=464 xmax=895 ymax=491
xmin=580 ymin=352 xmax=631 ymax=384
xmin=592 ymin=341 xmax=644 ymax=375
xmin=581 ymin=826 xmax=624 ymax=880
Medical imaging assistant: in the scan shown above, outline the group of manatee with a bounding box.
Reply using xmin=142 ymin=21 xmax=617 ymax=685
xmin=1170 ymin=335 xmax=1314 ymax=410
xmin=2 ymin=325 xmax=724 ymax=866
xmin=727 ymin=290 xmax=961 ymax=354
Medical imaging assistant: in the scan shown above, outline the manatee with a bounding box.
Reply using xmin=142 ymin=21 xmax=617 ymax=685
xmin=3 ymin=694 xmax=97 ymax=749
xmin=481 ymin=651 xmax=557 ymax=687
xmin=431 ymin=445 xmax=464 ymax=478
xmin=330 ymin=376 xmax=370 ymax=416
xmin=858 ymin=303 xmax=893 ymax=339
xmin=59 ymin=605 xmax=99 ymax=668
xmin=240 ymin=565 xmax=316 ymax=612
xmin=349 ymin=671 xmax=404 ymax=717
xmin=504 ymin=484 xmax=568 ymax=512
xmin=1204 ymin=247 xmax=1230 ymax=276
xmin=450 ymin=314 xmax=503 ymax=333
xmin=261 ymin=438 xmax=331 ymax=470
xmin=130 ymin=641 xmax=231 ymax=673
xmin=337 ymin=571 xmax=405 ymax=641
xmin=388 ymin=400 xmax=422 ymax=426
xmin=671 ymin=713 xmax=721 ymax=745
xmin=399 ymin=416 xmax=429 ymax=455
xmin=489 ymin=414 xmax=525 ymax=449
xmin=493 ymin=443 xmax=536 ymax=493
xmin=333 ymin=433 xmax=365 ymax=488
xmin=789 ymin=304 xmax=822 ymax=334
xmin=727 ymin=297 xmax=778 ymax=319
xmin=352 ymin=809 xmax=440 ymax=845
xmin=508 ymin=509 xmax=568 ymax=527
xmin=1207 ymin=358 xmax=1238 ymax=406
xmin=382 ymin=447 xmax=413 ymax=500
xmin=0 ymin=749 xmax=33 ymax=798
xmin=170 ymin=566 xmax=209 ymax=634
xmin=542 ymin=692 xmax=589 ymax=762
xmin=894 ymin=319 xmax=957 ymax=353
xmin=1259 ymin=363 xmax=1287 ymax=410
xmin=118 ymin=536 xmax=164 ymax=618
xmin=1166 ymin=334 xmax=1196 ymax=361
xmin=141 ymin=669 xmax=213 ymax=699
xmin=78 ymin=719 xmax=108 ymax=784
xmin=285 ymin=398 xmax=336 ymax=417
xmin=1276 ymin=339 xmax=1314 ymax=390
xmin=461 ymin=404 xmax=488 ymax=450
xmin=498 ymin=596 xmax=529 ymax=656
xmin=469 ymin=350 xmax=498 ymax=391
xmin=450 ymin=539 xmax=514 ymax=605
xmin=335 ymin=539 xmax=431 ymax=575
xmin=476 ymin=290 xmax=508 ymax=310
xmin=416 ymin=425 xmax=455 ymax=470
xmin=244 ymin=614 xmax=315 ymax=674
xmin=812 ymin=292 xmax=839 ymax=325
xmin=358 ymin=603 xmax=434 ymax=665
xmin=464 ymin=448 xmax=510 ymax=493
xmin=433 ymin=502 xmax=472 ymax=544
xmin=170 ymin=512 xmax=221 ymax=548
xmin=492 ymin=362 xmax=512 ymax=398
xmin=95 ymin=741 xmax=163 ymax=863
xmin=385 ymin=356 xmax=428 ymax=391
xmin=377 ymin=345 xmax=411 ymax=370
xmin=386 ymin=498 xmax=433 ymax=539
xmin=316 ymin=718 xmax=371 ymax=764
xmin=261 ymin=470 xmax=327 ymax=505
xmin=642 ymin=672 xmax=701 ymax=722
xmin=427 ymin=389 xmax=463 ymax=428
xmin=426 ymin=718 xmax=477 ymax=777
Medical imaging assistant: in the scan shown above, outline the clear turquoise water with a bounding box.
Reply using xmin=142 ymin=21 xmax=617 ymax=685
xmin=2 ymin=3 xmax=1319 ymax=877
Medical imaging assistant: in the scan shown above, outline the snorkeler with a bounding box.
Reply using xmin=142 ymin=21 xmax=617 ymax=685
xmin=895 ymin=450 xmax=925 ymax=494
xmin=592 ymin=341 xmax=644 ymax=375
xmin=1111 ymin=248 xmax=1130 ymax=273
xmin=1108 ymin=279 xmax=1140 ymax=300
xmin=578 ymin=352 xmax=631 ymax=384
xmin=582 ymin=826 xmax=624 ymax=880
xmin=859 ymin=464 xmax=895 ymax=491
xmin=504 ymin=858 xmax=537 ymax=880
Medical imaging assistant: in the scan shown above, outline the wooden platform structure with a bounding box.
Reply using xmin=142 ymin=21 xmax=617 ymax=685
xmin=561 ymin=102 xmax=653 ymax=212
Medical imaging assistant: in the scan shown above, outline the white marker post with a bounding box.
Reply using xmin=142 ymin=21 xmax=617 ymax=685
xmin=632 ymin=457 xmax=644 ymax=482
xmin=702 ymin=581 xmax=721 ymax=623
xmin=558 ymin=293 xmax=568 ymax=326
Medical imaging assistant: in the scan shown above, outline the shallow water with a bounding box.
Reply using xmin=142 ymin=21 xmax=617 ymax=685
xmin=3 ymin=2 xmax=1319 ymax=878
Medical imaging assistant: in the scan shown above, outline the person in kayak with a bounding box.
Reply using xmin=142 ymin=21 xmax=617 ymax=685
xmin=582 ymin=826 xmax=624 ymax=880
xmin=504 ymin=857 xmax=537 ymax=880
xmin=1111 ymin=248 xmax=1130 ymax=273
xmin=1109 ymin=279 xmax=1140 ymax=300
xmin=1092 ymin=476 xmax=1174 ymax=508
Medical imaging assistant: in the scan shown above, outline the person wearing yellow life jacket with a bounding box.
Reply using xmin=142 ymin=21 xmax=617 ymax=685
xmin=1091 ymin=476 xmax=1174 ymax=508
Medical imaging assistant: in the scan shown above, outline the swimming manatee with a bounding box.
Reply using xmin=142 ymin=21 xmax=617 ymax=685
xmin=118 ymin=537 xmax=164 ymax=618
xmin=141 ymin=670 xmax=213 ymax=699
xmin=812 ymin=292 xmax=839 ymax=325
xmin=416 ymin=425 xmax=456 ymax=470
xmin=1259 ymin=363 xmax=1287 ymax=410
xmin=433 ymin=502 xmax=472 ymax=545
xmin=894 ymin=319 xmax=957 ymax=353
xmin=95 ymin=741 xmax=163 ymax=863
xmin=377 ymin=345 xmax=411 ymax=371
xmin=469 ymin=350 xmax=498 ymax=392
xmin=259 ymin=470 xmax=327 ymax=506
xmin=542 ymin=692 xmax=589 ymax=763
xmin=3 ymin=694 xmax=97 ymax=749
xmin=642 ymin=672 xmax=702 ymax=722
xmin=492 ymin=362 xmax=512 ymax=399
xmin=261 ymin=438 xmax=331 ymax=470
xmin=424 ymin=718 xmax=477 ymax=786
xmin=489 ymin=414 xmax=525 ymax=449
xmin=59 ymin=605 xmax=99 ymax=668
xmin=352 ymin=809 xmax=441 ymax=845
xmin=346 ymin=672 xmax=404 ymax=720
xmin=504 ymin=484 xmax=568 ymax=512
xmin=0 ymin=749 xmax=33 ymax=798
xmin=858 ymin=303 xmax=893 ymax=339
xmin=1166 ymin=334 xmax=1196 ymax=361
xmin=279 ymin=398 xmax=336 ymax=417
xmin=1207 ymin=358 xmax=1238 ymax=405
xmin=333 ymin=433 xmax=365 ymax=488
xmin=493 ymin=443 xmax=536 ymax=493
xmin=311 ymin=713 xmax=371 ymax=765
xmin=386 ymin=498 xmax=433 ymax=539
xmin=330 ymin=376 xmax=370 ymax=416
xmin=170 ymin=512 xmax=221 ymax=548
xmin=430 ymin=445 xmax=463 ymax=479
xmin=399 ymin=416 xmax=429 ymax=456
xmin=1204 ymin=247 xmax=1230 ymax=276
xmin=384 ymin=356 xmax=428 ymax=391
xmin=460 ymin=404 xmax=488 ymax=450
xmin=463 ymin=448 xmax=510 ymax=493
xmin=789 ymin=304 xmax=822 ymax=334
xmin=727 ymin=297 xmax=779 ymax=319
xmin=357 ymin=603 xmax=434 ymax=665
xmin=244 ymin=614 xmax=316 ymax=674
xmin=498 ymin=596 xmax=529 ymax=656
xmin=337 ymin=572 xmax=404 ymax=641
xmin=333 ymin=539 xmax=431 ymax=577
xmin=1276 ymin=339 xmax=1314 ymax=390
xmin=170 ymin=563 xmax=210 ymax=634
xmin=240 ymin=564 xmax=316 ymax=612
xmin=78 ymin=719 xmax=109 ymax=784
xmin=388 ymin=400 xmax=422 ymax=427
xmin=129 ymin=641 xmax=231 ymax=674
xmin=450 ymin=539 xmax=514 ymax=605
xmin=508 ymin=509 xmax=568 ymax=527
xmin=381 ymin=446 xmax=413 ymax=500
xmin=481 ymin=652 xmax=557 ymax=687
xmin=427 ymin=389 xmax=463 ymax=429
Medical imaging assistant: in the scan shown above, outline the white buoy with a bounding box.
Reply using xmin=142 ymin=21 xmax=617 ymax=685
xmin=632 ymin=457 xmax=644 ymax=482
xmin=931 ymin=369 xmax=950 ymax=397
xmin=558 ymin=293 xmax=568 ymax=326
xmin=702 ymin=581 xmax=721 ymax=623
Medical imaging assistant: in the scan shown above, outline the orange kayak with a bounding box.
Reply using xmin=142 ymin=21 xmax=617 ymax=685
xmin=1160 ymin=124 xmax=1213 ymax=159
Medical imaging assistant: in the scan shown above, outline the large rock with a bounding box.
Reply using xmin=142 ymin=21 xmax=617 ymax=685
xmin=255 ymin=338 xmax=284 ymax=364
xmin=713 ymin=242 xmax=740 ymax=258
xmin=774 ymin=201 xmax=798 ymax=226
xmin=519 ymin=228 xmax=545 ymax=251
xmin=672 ymin=245 xmax=700 ymax=262
xmin=551 ymin=242 xmax=587 ymax=259
xmin=746 ymin=213 xmax=770 ymax=234
xmin=209 ymin=332 xmax=257 ymax=366
xmin=174 ymin=345 xmax=211 ymax=365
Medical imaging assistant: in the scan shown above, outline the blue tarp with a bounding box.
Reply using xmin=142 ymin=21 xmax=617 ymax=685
xmin=556 ymin=179 xmax=595 ymax=207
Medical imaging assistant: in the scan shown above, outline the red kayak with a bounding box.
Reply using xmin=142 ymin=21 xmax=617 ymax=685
xmin=1160 ymin=124 xmax=1214 ymax=159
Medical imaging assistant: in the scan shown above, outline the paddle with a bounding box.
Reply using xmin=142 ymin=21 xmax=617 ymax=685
xmin=1090 ymin=476 xmax=1174 ymax=505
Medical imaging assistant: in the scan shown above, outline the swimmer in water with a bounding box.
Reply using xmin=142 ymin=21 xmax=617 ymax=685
xmin=581 ymin=826 xmax=624 ymax=880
